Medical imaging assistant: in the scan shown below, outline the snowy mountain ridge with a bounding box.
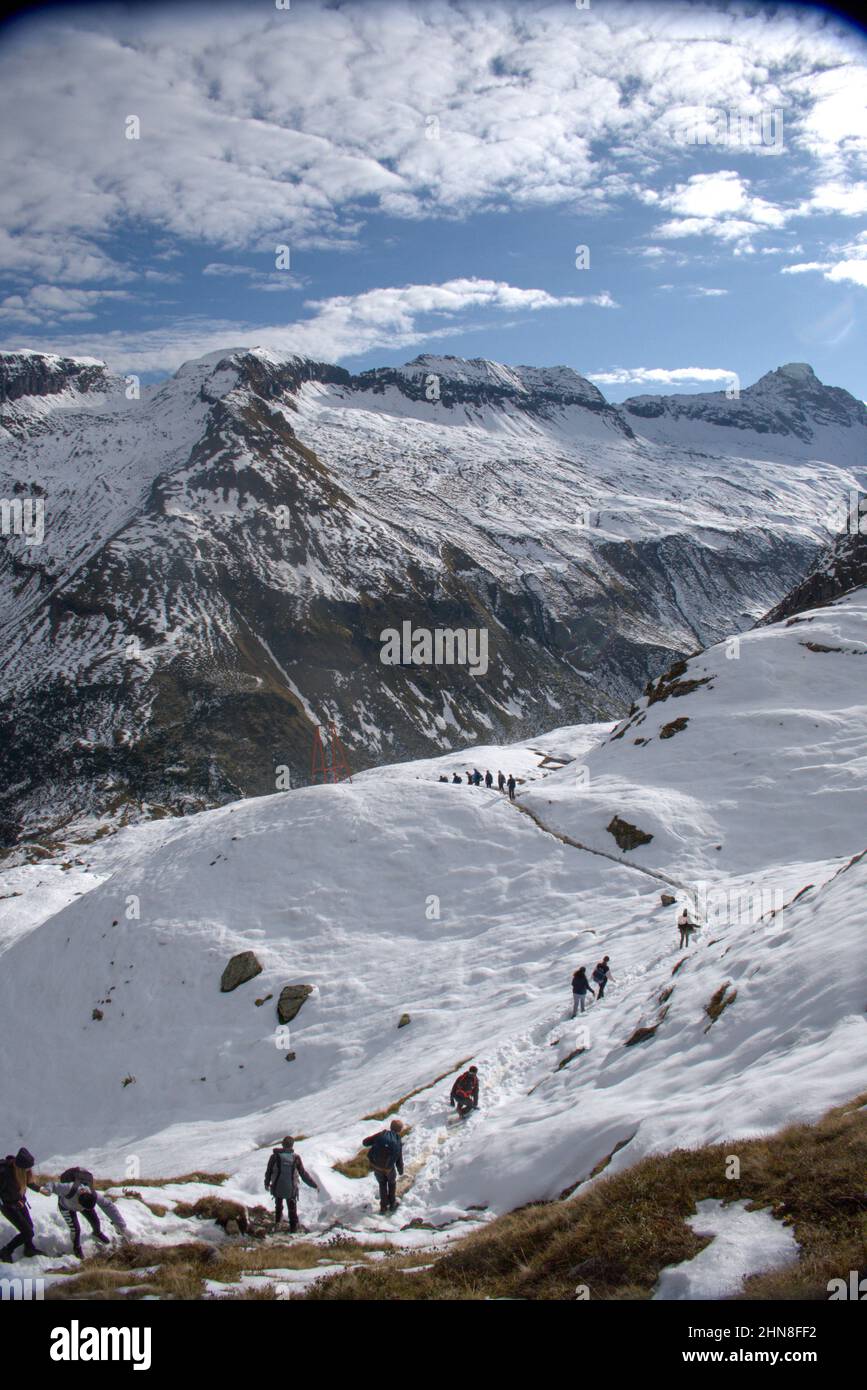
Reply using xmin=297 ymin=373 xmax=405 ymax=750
xmin=1 ymin=345 xmax=864 ymax=844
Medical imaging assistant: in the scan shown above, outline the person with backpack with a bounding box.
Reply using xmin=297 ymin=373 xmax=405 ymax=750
xmin=677 ymin=907 xmax=699 ymax=949
xmin=497 ymin=771 xmax=506 ymax=792
xmin=42 ymin=1169 xmax=128 ymax=1258
xmin=472 ymin=769 xmax=483 ymax=786
xmin=591 ymin=956 xmax=614 ymax=999
xmin=451 ymin=773 xmax=462 ymax=784
xmin=265 ymin=1136 xmax=319 ymax=1232
xmin=507 ymin=774 xmax=516 ymax=801
xmin=484 ymin=770 xmax=493 ymax=788
xmin=362 ymin=1119 xmax=404 ymax=1215
xmin=0 ymin=1146 xmax=42 ymax=1262
xmin=571 ymin=966 xmax=595 ymax=1016
xmin=449 ymin=1065 xmax=479 ymax=1118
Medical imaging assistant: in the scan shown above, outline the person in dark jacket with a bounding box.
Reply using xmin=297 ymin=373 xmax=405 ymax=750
xmin=465 ymin=771 xmax=473 ymax=784
xmin=571 ymin=967 xmax=595 ymax=1016
xmin=265 ymin=1136 xmax=318 ymax=1232
xmin=497 ymin=771 xmax=506 ymax=792
xmin=484 ymin=770 xmax=494 ymax=788
xmin=507 ymin=774 xmax=516 ymax=801
xmin=449 ymin=1065 xmax=479 ymax=1117
xmin=0 ymin=1147 xmax=42 ymax=1262
xmin=472 ymin=769 xmax=482 ymax=786
xmin=591 ymin=956 xmax=614 ymax=999
xmin=43 ymin=1175 xmax=128 ymax=1258
xmin=362 ymin=1119 xmax=404 ymax=1214
xmin=438 ymin=774 xmax=449 ymax=783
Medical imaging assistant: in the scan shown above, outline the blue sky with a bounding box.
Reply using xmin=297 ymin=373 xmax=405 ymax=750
xmin=0 ymin=0 xmax=865 ymax=400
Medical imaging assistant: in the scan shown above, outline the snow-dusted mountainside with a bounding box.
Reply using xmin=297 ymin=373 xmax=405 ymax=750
xmin=1 ymin=346 xmax=864 ymax=842
xmin=0 ymin=581 xmax=864 ymax=1264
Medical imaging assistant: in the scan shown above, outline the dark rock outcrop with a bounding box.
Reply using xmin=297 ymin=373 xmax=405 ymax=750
xmin=220 ymin=951 xmax=263 ymax=992
xmin=277 ymin=983 xmax=313 ymax=1023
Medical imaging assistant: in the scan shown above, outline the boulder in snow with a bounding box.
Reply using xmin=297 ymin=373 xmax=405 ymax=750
xmin=277 ymin=983 xmax=313 ymax=1023
xmin=220 ymin=951 xmax=263 ymax=993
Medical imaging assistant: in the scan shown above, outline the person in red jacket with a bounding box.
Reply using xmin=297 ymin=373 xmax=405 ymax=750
xmin=450 ymin=1066 xmax=479 ymax=1118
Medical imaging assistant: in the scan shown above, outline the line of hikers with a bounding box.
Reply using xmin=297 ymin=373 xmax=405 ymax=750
xmin=0 ymin=1152 xmax=129 ymax=1263
xmin=438 ymin=769 xmax=517 ymax=799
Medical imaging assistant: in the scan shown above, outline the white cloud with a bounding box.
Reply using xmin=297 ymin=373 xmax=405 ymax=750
xmin=589 ymin=365 xmax=736 ymax=388
xmin=4 ymin=277 xmax=613 ymax=373
xmin=651 ymin=171 xmax=792 ymax=246
xmin=0 ymin=284 xmax=131 ymax=324
xmin=0 ymin=0 xmax=863 ymax=282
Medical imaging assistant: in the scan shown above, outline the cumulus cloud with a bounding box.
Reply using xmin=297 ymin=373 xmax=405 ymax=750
xmin=650 ymin=171 xmax=793 ymax=244
xmin=0 ymin=0 xmax=863 ymax=278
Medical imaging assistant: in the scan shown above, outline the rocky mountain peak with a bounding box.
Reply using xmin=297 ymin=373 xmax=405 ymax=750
xmin=0 ymin=349 xmax=114 ymax=406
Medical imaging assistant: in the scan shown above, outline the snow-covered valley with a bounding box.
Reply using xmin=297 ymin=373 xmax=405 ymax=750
xmin=1 ymin=573 xmax=864 ymax=1298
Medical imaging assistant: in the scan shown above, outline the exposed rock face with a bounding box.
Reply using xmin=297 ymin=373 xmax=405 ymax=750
xmin=220 ymin=951 xmax=263 ymax=993
xmin=277 ymin=983 xmax=313 ymax=1023
xmin=759 ymin=520 xmax=867 ymax=626
xmin=0 ymin=350 xmax=111 ymax=405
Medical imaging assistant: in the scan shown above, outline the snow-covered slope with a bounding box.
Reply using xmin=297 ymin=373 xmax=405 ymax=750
xmin=1 ymin=347 xmax=864 ymax=842
xmin=0 ymin=584 xmax=864 ymax=1241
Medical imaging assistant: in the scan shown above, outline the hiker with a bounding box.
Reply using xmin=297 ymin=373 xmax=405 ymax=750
xmin=571 ymin=966 xmax=595 ymax=1016
xmin=591 ymin=956 xmax=614 ymax=1000
xmin=677 ymin=907 xmax=699 ymax=949
xmin=465 ymin=771 xmax=473 ymax=784
xmin=265 ymin=1136 xmax=319 ymax=1232
xmin=451 ymin=773 xmax=462 ymax=784
xmin=438 ymin=774 xmax=448 ymax=783
xmin=472 ymin=769 xmax=482 ymax=786
xmin=485 ymin=770 xmax=494 ymax=788
xmin=507 ymin=774 xmax=516 ymax=801
xmin=450 ymin=1065 xmax=479 ymax=1118
xmin=43 ymin=1169 xmax=128 ymax=1258
xmin=0 ymin=1146 xmax=42 ymax=1262
xmin=497 ymin=771 xmax=506 ymax=792
xmin=362 ymin=1119 xmax=404 ymax=1215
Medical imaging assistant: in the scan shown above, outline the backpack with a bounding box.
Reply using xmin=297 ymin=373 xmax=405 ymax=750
xmin=60 ymin=1166 xmax=94 ymax=1191
xmin=592 ymin=966 xmax=606 ymax=984
xmin=0 ymin=1157 xmax=22 ymax=1205
xmin=368 ymin=1133 xmax=398 ymax=1173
